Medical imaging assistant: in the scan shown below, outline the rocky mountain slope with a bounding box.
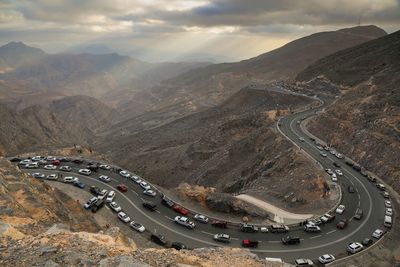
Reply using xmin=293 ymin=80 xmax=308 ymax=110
xmin=113 ymin=26 xmax=386 ymax=120
xmin=98 ymin=88 xmax=332 ymax=213
xmin=0 ymin=104 xmax=93 ymax=156
xmin=0 ymin=158 xmax=279 ymax=266
xmin=0 ymin=41 xmax=46 ymax=69
xmin=297 ymin=30 xmax=400 ymax=193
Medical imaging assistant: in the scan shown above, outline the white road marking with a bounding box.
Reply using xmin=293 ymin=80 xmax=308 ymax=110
xmin=309 ymin=235 xmax=322 ymax=239
xmin=131 ymin=190 xmax=138 ymax=196
xmin=231 ymin=237 xmax=239 ymax=241
xmin=155 ymin=210 xmax=161 ymax=214
xmin=140 ymin=197 xmax=145 ymax=202
xmin=326 ymin=230 xmax=336 ymax=235
xmin=350 ymin=180 xmax=355 ymax=186
xmin=164 ymin=215 xmax=173 ymax=221
xmin=201 ymin=230 xmax=214 ymax=236
xmin=268 ymin=241 xmax=281 ymax=243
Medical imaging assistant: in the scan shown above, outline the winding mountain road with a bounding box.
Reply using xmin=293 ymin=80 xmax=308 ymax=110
xmin=14 ymin=93 xmax=391 ymax=265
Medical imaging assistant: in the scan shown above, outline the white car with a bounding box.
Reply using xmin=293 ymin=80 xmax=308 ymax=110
xmin=316 ymin=145 xmax=323 ymax=150
xmin=372 ymin=229 xmax=384 ymax=239
xmin=143 ymin=189 xmax=156 ymax=197
xmin=320 ymin=152 xmax=327 ymax=157
xmin=386 ymin=208 xmax=393 ymax=216
xmin=384 ymin=200 xmax=392 ymax=208
xmin=118 ymin=212 xmax=131 ymax=223
xmin=63 ymin=176 xmax=79 ymax=183
xmin=84 ymin=197 xmax=98 ymax=209
xmin=193 ymin=214 xmax=209 ymax=223
xmin=109 ymin=202 xmax=122 ymax=212
xmin=331 ymin=174 xmax=338 ymax=182
xmin=106 ymin=191 xmax=116 ymax=202
xmin=347 ymin=242 xmax=363 ymax=254
xmin=46 ymin=156 xmax=56 ymax=161
xmin=44 ymin=164 xmax=57 ymax=170
xmin=336 ymin=205 xmax=345 ymax=214
xmin=174 ymin=216 xmax=196 ymax=229
xmin=260 ymin=227 xmax=269 ymax=233
xmin=135 ymin=178 xmax=142 ymax=184
xmin=46 ymin=174 xmax=58 ymax=180
xmin=99 ymin=175 xmax=111 ymax=182
xmin=59 ymin=166 xmax=72 ymax=171
xmin=32 ymin=156 xmax=44 ymax=161
xmin=119 ymin=170 xmax=130 ymax=178
xmin=98 ymin=189 xmax=108 ymax=200
xmin=140 ymin=181 xmax=151 ymax=190
xmin=335 ymin=169 xmax=343 ymax=176
xmin=325 ymin=168 xmax=333 ymax=175
xmin=130 ymin=175 xmax=140 ymax=182
xmin=32 ymin=173 xmax=45 ymax=179
xmin=295 ymin=259 xmax=314 ymax=266
xmin=78 ymin=169 xmax=91 ymax=176
xmin=19 ymin=159 xmax=31 ymax=165
xmin=335 ymin=153 xmax=343 ymax=159
xmin=25 ymin=162 xmax=39 ymax=169
xmin=318 ymin=254 xmax=335 ymax=264
xmin=99 ymin=164 xmax=111 ymax=170
xmin=130 ymin=221 xmax=145 ymax=233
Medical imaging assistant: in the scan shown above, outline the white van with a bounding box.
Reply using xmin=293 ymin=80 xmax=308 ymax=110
xmin=384 ymin=215 xmax=392 ymax=228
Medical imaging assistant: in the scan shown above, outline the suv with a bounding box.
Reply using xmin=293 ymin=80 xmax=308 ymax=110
xmin=240 ymin=223 xmax=258 ymax=233
xmin=91 ymin=199 xmax=105 ymax=213
xmin=84 ymin=197 xmax=98 ymax=209
xmin=161 ymin=196 xmax=174 ymax=208
xmin=78 ymin=169 xmax=91 ymax=176
xmin=270 ymin=224 xmax=289 ymax=233
xmin=295 ymin=259 xmax=314 ymax=266
xmin=354 ymin=208 xmax=363 ymax=220
xmin=304 ymin=224 xmax=320 ymax=232
xmin=90 ymin=186 xmax=101 ymax=196
xmin=143 ymin=202 xmax=157 ymax=211
xmin=347 ymin=242 xmax=363 ymax=254
xmin=213 ymin=233 xmax=231 ymax=243
xmin=281 ymin=236 xmax=300 ymax=245
xmin=63 ymin=176 xmax=78 ymax=183
xmin=151 ymin=233 xmax=167 ymax=246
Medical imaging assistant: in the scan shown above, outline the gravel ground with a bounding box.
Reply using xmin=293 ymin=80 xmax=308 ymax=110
xmin=46 ymin=181 xmax=156 ymax=249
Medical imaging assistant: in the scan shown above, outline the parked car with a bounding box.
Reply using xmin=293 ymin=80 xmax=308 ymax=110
xmin=333 ymin=162 xmax=341 ymax=168
xmin=335 ymin=169 xmax=343 ymax=176
xmin=325 ymin=168 xmax=333 ymax=175
xmin=376 ymin=184 xmax=386 ymax=191
xmin=347 ymin=242 xmax=364 ymax=254
xmin=242 ymin=239 xmax=259 ymax=248
xmin=44 ymin=164 xmax=57 ymax=170
xmin=46 ymin=174 xmax=58 ymax=180
xmin=240 ymin=223 xmax=258 ymax=233
xmin=383 ymin=191 xmax=390 ymax=199
xmin=345 ymin=160 xmax=354 ymax=166
xmin=143 ymin=189 xmax=156 ymax=197
xmin=90 ymin=186 xmax=101 ymax=196
xmin=51 ymin=160 xmax=61 ymax=166
xmin=385 ymin=200 xmax=392 ymax=208
xmin=304 ymin=224 xmax=320 ymax=232
xmin=171 ymin=242 xmax=187 ymax=250
xmin=116 ymin=184 xmax=128 ymax=192
xmin=84 ymin=197 xmax=98 ymax=209
xmin=99 ymin=164 xmax=111 ymax=170
xmin=59 ymin=166 xmax=72 ymax=171
xmin=320 ymin=152 xmax=327 ymax=157
xmin=19 ymin=159 xmax=31 ymax=165
xmin=353 ymin=165 xmax=362 ymax=172
xmin=78 ymin=169 xmax=91 ymax=176
xmin=335 ymin=153 xmax=343 ymax=159
xmin=109 ymin=201 xmax=122 ymax=212
xmin=331 ymin=174 xmax=338 ymax=182
xmin=151 ymin=233 xmax=167 ymax=246
xmin=320 ymin=213 xmax=335 ymax=223
xmin=270 ymin=224 xmax=289 ymax=233
xmin=106 ymin=191 xmax=116 ymax=202
xmin=362 ymin=238 xmax=373 ymax=247
xmin=336 ymin=219 xmax=348 ymax=229
xmin=174 ymin=216 xmax=196 ymax=229
xmin=73 ymin=180 xmax=86 ymax=189
xmin=91 ymin=199 xmax=105 ymax=213
xmin=118 ymin=212 xmax=131 ymax=223
xmin=99 ymin=175 xmax=111 ymax=182
xmin=142 ymin=202 xmax=157 ymax=211
xmin=213 ymin=233 xmax=231 ymax=243
xmin=260 ymin=226 xmax=269 ymax=233
xmin=318 ymin=254 xmax=335 ymax=264
xmin=130 ymin=221 xmax=145 ymax=233
xmin=25 ymin=162 xmax=39 ymax=169
xmin=119 ymin=170 xmax=130 ymax=178
xmin=32 ymin=173 xmax=45 ymax=179
xmin=336 ymin=205 xmax=345 ymax=214
xmin=354 ymin=208 xmax=363 ymax=220
xmin=211 ymin=220 xmax=228 ymax=228
xmin=63 ymin=176 xmax=78 ymax=183
xmin=10 ymin=157 xmax=21 ymax=162
xmin=372 ymin=229 xmax=384 ymax=239
xmin=281 ymin=236 xmax=300 ymax=245
xmin=72 ymin=159 xmax=83 ymax=164
xmin=139 ymin=181 xmax=151 ymax=190
xmin=360 ymin=169 xmax=368 ymax=177
xmin=386 ymin=208 xmax=393 ymax=216
xmin=173 ymin=204 xmax=188 ymax=215
xmin=97 ymin=189 xmax=108 ymax=200
xmin=193 ymin=214 xmax=209 ymax=223
xmin=294 ymin=258 xmax=314 ymax=266
xmin=161 ymin=196 xmax=174 ymax=208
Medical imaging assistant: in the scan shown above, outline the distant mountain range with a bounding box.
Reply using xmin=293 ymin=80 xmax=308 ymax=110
xmin=0 ymin=41 xmax=46 ymax=69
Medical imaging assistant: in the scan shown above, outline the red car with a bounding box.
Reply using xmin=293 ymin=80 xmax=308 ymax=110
xmin=336 ymin=219 xmax=348 ymax=229
xmin=242 ymin=239 xmax=259 ymax=248
xmin=51 ymin=160 xmax=61 ymax=165
xmin=116 ymin=184 xmax=128 ymax=192
xmin=173 ymin=204 xmax=188 ymax=215
xmin=73 ymin=159 xmax=83 ymax=164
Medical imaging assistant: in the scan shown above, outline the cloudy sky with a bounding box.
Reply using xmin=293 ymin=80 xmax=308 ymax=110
xmin=0 ymin=0 xmax=399 ymax=62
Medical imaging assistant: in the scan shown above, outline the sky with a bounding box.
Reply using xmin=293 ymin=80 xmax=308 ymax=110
xmin=0 ymin=0 xmax=399 ymax=62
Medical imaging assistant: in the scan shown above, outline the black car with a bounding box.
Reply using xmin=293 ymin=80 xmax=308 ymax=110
xmin=10 ymin=157 xmax=21 ymax=162
xmin=59 ymin=157 xmax=70 ymax=162
xmin=211 ymin=220 xmax=228 ymax=228
xmin=281 ymin=236 xmax=300 ymax=245
xmin=161 ymin=196 xmax=174 ymax=208
xmin=353 ymin=165 xmax=362 ymax=172
xmin=90 ymin=186 xmax=101 ymax=196
xmin=333 ymin=162 xmax=341 ymax=168
xmin=240 ymin=223 xmax=258 ymax=233
xmin=73 ymin=159 xmax=83 ymax=164
xmin=362 ymin=238 xmax=373 ymax=247
xmin=348 ymin=185 xmax=355 ymax=193
xmin=143 ymin=202 xmax=157 ymax=211
xmin=151 ymin=233 xmax=167 ymax=246
xmin=87 ymin=165 xmax=99 ymax=172
xmin=171 ymin=242 xmax=187 ymax=250
xmin=360 ymin=169 xmax=368 ymax=177
xmin=91 ymin=199 xmax=105 ymax=213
